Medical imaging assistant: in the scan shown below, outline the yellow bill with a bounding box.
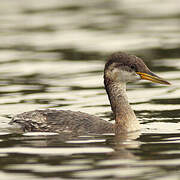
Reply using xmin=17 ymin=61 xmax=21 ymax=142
xmin=137 ymin=72 xmax=171 ymax=85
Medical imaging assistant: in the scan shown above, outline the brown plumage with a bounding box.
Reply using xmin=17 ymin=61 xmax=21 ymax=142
xmin=9 ymin=52 xmax=170 ymax=134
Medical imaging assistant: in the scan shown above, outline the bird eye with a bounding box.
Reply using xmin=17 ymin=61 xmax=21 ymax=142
xmin=130 ymin=65 xmax=136 ymax=70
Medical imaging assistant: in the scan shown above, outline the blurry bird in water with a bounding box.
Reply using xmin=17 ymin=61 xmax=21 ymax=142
xmin=9 ymin=52 xmax=170 ymax=134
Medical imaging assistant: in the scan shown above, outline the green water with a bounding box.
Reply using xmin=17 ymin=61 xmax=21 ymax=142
xmin=0 ymin=0 xmax=180 ymax=179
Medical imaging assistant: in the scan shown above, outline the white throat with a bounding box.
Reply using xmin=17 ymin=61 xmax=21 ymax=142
xmin=112 ymin=69 xmax=140 ymax=83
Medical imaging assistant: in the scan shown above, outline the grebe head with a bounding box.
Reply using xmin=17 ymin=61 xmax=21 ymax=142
xmin=104 ymin=52 xmax=170 ymax=85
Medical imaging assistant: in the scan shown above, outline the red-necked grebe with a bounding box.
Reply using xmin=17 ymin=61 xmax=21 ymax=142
xmin=9 ymin=52 xmax=170 ymax=134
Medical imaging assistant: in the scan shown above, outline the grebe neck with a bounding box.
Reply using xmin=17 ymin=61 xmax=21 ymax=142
xmin=104 ymin=78 xmax=140 ymax=132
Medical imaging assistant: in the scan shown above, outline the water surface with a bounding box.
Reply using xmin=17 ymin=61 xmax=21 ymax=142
xmin=0 ymin=0 xmax=180 ymax=179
